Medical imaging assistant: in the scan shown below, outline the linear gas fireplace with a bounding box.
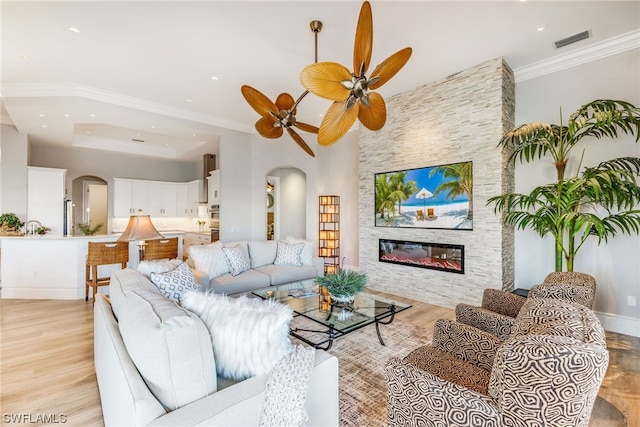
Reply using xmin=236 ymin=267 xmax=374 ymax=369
xmin=379 ymin=239 xmax=464 ymax=274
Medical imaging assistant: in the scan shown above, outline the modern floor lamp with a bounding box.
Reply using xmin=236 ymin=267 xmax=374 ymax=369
xmin=117 ymin=212 xmax=163 ymax=261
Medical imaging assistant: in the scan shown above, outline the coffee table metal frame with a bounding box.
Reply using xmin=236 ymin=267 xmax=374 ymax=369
xmin=252 ymin=281 xmax=411 ymax=350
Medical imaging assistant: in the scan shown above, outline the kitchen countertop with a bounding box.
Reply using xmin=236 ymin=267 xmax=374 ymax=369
xmin=0 ymin=230 xmax=186 ymax=240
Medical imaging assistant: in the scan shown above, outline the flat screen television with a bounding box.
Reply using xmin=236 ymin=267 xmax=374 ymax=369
xmin=374 ymin=161 xmax=472 ymax=230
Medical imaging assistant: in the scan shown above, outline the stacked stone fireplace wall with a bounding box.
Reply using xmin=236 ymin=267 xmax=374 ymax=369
xmin=359 ymin=57 xmax=515 ymax=308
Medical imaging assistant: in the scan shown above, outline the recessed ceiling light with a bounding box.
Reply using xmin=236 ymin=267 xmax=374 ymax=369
xmin=39 ymin=114 xmax=45 ymax=117
xmin=19 ymin=55 xmax=29 ymax=60
xmin=69 ymin=27 xmax=80 ymax=33
xmin=64 ymin=114 xmax=70 ymax=118
xmin=89 ymin=113 xmax=95 ymax=117
xmin=192 ymin=133 xmax=197 ymax=137
xmin=537 ymin=25 xmax=546 ymax=32
xmin=211 ymin=76 xmax=219 ymax=81
xmin=186 ymin=99 xmax=193 ymax=103
xmin=41 ymin=125 xmax=48 ymax=128
xmin=151 ymin=125 xmax=156 ymax=129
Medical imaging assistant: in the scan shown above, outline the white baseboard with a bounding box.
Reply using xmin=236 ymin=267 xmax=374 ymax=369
xmin=595 ymin=311 xmax=640 ymax=337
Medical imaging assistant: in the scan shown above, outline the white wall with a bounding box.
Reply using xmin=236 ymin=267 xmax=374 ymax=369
xmin=0 ymin=125 xmax=28 ymax=219
xmin=514 ymin=49 xmax=640 ymax=335
xmin=316 ymin=131 xmax=360 ymax=269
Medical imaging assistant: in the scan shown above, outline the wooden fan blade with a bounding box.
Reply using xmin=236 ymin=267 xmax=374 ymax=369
xmin=256 ymin=117 xmax=283 ymax=139
xmin=353 ymin=1 xmax=373 ymax=75
xmin=241 ymin=85 xmax=277 ymax=117
xmin=294 ymin=121 xmax=319 ymax=134
xmin=369 ymin=47 xmax=412 ymax=90
xmin=358 ymin=92 xmax=386 ymax=130
xmin=287 ymin=128 xmax=316 ymax=157
xmin=300 ymin=62 xmax=352 ymax=101
xmin=275 ymin=93 xmax=295 ymax=112
xmin=318 ymin=101 xmax=359 ymax=146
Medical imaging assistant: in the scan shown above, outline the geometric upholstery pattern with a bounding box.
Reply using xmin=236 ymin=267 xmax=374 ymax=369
xmin=530 ymin=271 xmax=597 ymax=309
xmin=455 ymin=288 xmax=526 ymax=340
xmin=386 ymin=297 xmax=609 ymax=427
xmin=149 ymin=262 xmax=200 ymax=302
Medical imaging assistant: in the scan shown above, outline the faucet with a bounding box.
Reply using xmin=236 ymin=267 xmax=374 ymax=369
xmin=24 ymin=220 xmax=42 ymax=235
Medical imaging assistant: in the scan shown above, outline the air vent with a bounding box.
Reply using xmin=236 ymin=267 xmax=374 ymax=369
xmin=131 ymin=138 xmax=145 ymax=143
xmin=554 ymin=30 xmax=590 ymax=49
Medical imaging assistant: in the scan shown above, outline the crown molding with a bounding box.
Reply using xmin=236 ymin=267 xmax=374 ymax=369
xmin=514 ymin=29 xmax=640 ymax=83
xmin=1 ymin=82 xmax=254 ymax=134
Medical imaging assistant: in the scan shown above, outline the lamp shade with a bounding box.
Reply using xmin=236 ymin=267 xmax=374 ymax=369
xmin=117 ymin=214 xmax=163 ymax=242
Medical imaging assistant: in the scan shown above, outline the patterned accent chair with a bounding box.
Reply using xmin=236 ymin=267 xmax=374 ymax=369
xmin=385 ymin=298 xmax=609 ymax=427
xmin=455 ymin=288 xmax=527 ymax=340
xmin=530 ymin=271 xmax=597 ymax=309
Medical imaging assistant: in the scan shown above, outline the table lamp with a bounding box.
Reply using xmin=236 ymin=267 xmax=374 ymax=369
xmin=117 ymin=212 xmax=163 ymax=261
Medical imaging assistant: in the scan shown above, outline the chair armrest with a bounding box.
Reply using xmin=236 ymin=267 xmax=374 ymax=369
xmin=456 ymin=304 xmax=517 ymax=341
xmin=385 ymin=357 xmax=500 ymax=426
xmin=481 ymin=288 xmax=526 ymax=318
xmin=311 ymin=257 xmax=324 ymax=277
xmin=431 ymin=318 xmax=502 ymax=370
xmin=529 ymin=283 xmax=595 ymax=309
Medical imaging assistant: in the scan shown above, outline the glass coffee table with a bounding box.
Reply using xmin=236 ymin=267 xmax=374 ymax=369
xmin=252 ymin=279 xmax=411 ymax=350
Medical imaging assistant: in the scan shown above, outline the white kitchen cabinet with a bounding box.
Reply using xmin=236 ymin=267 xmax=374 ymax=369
xmin=147 ymin=182 xmax=177 ymax=217
xmin=113 ymin=179 xmax=148 ymax=217
xmin=182 ymin=232 xmax=211 ymax=260
xmin=188 ymin=180 xmax=202 ymax=216
xmin=176 ymin=183 xmax=189 ymax=217
xmin=27 ymin=167 xmax=66 ymax=236
xmin=208 ymin=170 xmax=220 ymax=204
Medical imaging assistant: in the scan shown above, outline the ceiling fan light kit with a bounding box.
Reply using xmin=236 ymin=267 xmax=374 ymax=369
xmin=241 ymin=1 xmax=412 ymax=155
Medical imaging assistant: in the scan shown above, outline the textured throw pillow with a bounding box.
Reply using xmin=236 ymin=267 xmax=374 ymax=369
xmin=274 ymin=241 xmax=304 ymax=267
xmin=180 ymin=292 xmax=293 ymax=380
xmin=150 ymin=262 xmax=200 ymax=302
xmin=222 ymin=244 xmax=251 ymax=276
xmin=189 ymin=241 xmax=230 ymax=279
xmin=285 ymin=238 xmax=314 ymax=266
xmin=137 ymin=258 xmax=183 ymax=278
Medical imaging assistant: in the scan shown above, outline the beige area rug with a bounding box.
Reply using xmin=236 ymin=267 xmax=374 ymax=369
xmin=291 ymin=317 xmax=433 ymax=427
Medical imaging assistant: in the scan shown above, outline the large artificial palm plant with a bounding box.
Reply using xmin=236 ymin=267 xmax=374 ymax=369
xmin=489 ymin=99 xmax=640 ymax=272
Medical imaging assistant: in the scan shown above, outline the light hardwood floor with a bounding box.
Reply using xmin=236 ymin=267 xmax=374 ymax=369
xmin=1 ymin=297 xmax=638 ymax=426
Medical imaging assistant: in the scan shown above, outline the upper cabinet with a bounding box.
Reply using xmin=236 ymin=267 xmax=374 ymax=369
xmin=113 ymin=178 xmax=202 ymax=218
xmin=208 ymin=170 xmax=220 ymax=204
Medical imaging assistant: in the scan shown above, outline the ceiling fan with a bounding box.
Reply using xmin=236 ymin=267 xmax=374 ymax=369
xmin=300 ymin=1 xmax=412 ymax=146
xmin=241 ymin=21 xmax=323 ymax=157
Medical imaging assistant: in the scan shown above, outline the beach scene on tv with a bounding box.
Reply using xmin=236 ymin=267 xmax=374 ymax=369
xmin=375 ymin=161 xmax=472 ymax=230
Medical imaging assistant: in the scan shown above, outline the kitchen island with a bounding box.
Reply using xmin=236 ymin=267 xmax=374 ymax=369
xmin=0 ymin=232 xmax=184 ymax=300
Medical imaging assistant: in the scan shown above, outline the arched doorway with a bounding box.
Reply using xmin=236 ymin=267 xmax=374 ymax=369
xmin=72 ymin=175 xmax=108 ymax=235
xmin=266 ymin=167 xmax=307 ymax=240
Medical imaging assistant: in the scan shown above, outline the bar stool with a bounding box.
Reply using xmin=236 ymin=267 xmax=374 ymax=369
xmin=143 ymin=237 xmax=179 ymax=261
xmin=86 ymin=241 xmax=129 ymax=303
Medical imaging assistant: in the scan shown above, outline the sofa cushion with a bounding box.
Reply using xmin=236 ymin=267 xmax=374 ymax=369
xmin=210 ymin=269 xmax=271 ymax=294
xmin=109 ymin=268 xmax=162 ymax=320
xmin=150 ymin=262 xmax=200 ymax=302
xmin=222 ymin=244 xmax=251 ymax=276
xmin=137 ymin=259 xmax=183 ymax=278
xmin=274 ymin=241 xmax=304 ymax=267
xmin=248 ymin=240 xmax=278 ymax=268
xmin=181 ymin=292 xmax=293 ymax=381
xmin=117 ymin=287 xmax=217 ymax=411
xmin=189 ymin=241 xmax=230 ymax=279
xmin=256 ymin=264 xmax=319 ymax=286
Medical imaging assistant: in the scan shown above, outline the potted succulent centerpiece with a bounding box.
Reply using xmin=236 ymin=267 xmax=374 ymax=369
xmin=315 ymin=268 xmax=367 ymax=306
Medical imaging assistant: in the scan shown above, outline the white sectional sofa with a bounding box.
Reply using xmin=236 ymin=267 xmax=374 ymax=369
xmin=188 ymin=239 xmax=324 ymax=295
xmin=94 ymin=268 xmax=339 ymax=426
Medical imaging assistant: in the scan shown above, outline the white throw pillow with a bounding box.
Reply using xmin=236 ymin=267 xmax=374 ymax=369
xmin=222 ymin=244 xmax=251 ymax=276
xmin=274 ymin=241 xmax=304 ymax=267
xmin=189 ymin=241 xmax=230 ymax=279
xmin=285 ymin=238 xmax=314 ymax=266
xmin=181 ymin=292 xmax=293 ymax=380
xmin=137 ymin=258 xmax=183 ymax=278
xmin=150 ymin=262 xmax=200 ymax=302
